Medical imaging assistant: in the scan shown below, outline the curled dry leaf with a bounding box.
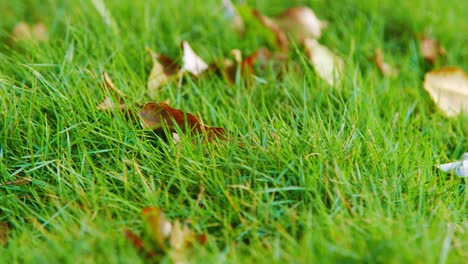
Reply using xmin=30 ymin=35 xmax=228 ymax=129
xmin=146 ymin=47 xmax=180 ymax=97
xmin=437 ymin=153 xmax=468 ymax=177
xmin=374 ymin=48 xmax=398 ymax=77
xmin=11 ymin=22 xmax=48 ymax=42
xmin=223 ymin=0 xmax=244 ymax=32
xmin=146 ymin=42 xmax=208 ymax=96
xmin=142 ymin=207 xmax=173 ymax=250
xmin=139 ymin=102 xmax=226 ymax=141
xmin=215 ymin=49 xmax=251 ymax=84
xmin=419 ymin=36 xmax=445 ymax=65
xmin=423 ymin=67 xmax=468 ymax=116
xmin=0 ymin=222 xmax=8 ymax=246
xmin=304 ymin=38 xmax=343 ymax=86
xmin=253 ymin=6 xmax=327 ymax=51
xmin=181 ymin=41 xmax=209 ymax=76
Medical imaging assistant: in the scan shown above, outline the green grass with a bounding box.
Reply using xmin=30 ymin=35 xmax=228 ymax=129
xmin=1 ymin=0 xmax=467 ymax=263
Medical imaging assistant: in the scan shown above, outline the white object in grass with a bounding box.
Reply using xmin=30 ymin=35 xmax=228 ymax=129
xmin=437 ymin=153 xmax=468 ymax=177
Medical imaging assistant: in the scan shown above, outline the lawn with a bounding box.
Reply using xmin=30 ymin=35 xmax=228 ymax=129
xmin=0 ymin=0 xmax=467 ymax=263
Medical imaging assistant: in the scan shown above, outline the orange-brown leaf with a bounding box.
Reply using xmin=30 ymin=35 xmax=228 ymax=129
xmin=124 ymin=229 xmax=156 ymax=259
xmin=374 ymin=48 xmax=398 ymax=77
xmin=252 ymin=9 xmax=289 ymax=52
xmin=419 ymin=36 xmax=445 ymax=65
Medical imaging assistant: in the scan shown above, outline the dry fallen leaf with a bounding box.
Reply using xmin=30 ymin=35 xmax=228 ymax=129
xmin=223 ymin=0 xmax=244 ymax=32
xmin=423 ymin=67 xmax=468 ymax=116
xmin=124 ymin=229 xmax=156 ymax=259
xmin=252 ymin=9 xmax=289 ymax=52
xmin=374 ymin=48 xmax=398 ymax=77
xmin=0 ymin=222 xmax=8 ymax=247
xmin=437 ymin=153 xmax=468 ymax=177
xmin=274 ymin=7 xmax=327 ymax=42
xmin=11 ymin=21 xmax=48 ymax=42
xmin=139 ymin=102 xmax=226 ymax=141
xmin=146 ymin=42 xmax=208 ymax=96
xmin=169 ymin=220 xmax=196 ymax=264
xmin=253 ymin=6 xmax=327 ymax=51
xmin=146 ymin=47 xmax=180 ymax=97
xmin=304 ymin=38 xmax=344 ymax=86
xmin=97 ymin=72 xmax=127 ymax=111
xmin=419 ymin=36 xmax=445 ymax=65
xmin=142 ymin=207 xmax=172 ymax=250
xmin=126 ymin=208 xmax=206 ymax=262
xmin=181 ymin=41 xmax=209 ymax=76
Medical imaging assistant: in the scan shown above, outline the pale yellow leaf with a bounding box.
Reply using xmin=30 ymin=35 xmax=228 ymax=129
xmin=423 ymin=67 xmax=468 ymax=116
xmin=304 ymin=38 xmax=343 ymax=86
xmin=169 ymin=220 xmax=195 ymax=264
xmin=146 ymin=48 xmax=173 ymax=96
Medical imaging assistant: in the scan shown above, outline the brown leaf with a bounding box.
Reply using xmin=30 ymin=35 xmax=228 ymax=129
xmin=0 ymin=222 xmax=9 ymax=247
xmin=141 ymin=207 xmax=172 ymax=250
xmin=374 ymin=48 xmax=398 ymax=77
xmin=139 ymin=102 xmax=227 ymax=141
xmin=223 ymin=0 xmax=244 ymax=32
xmin=423 ymin=67 xmax=468 ymax=116
xmin=419 ymin=36 xmax=445 ymax=65
xmin=181 ymin=41 xmax=209 ymax=76
xmin=146 ymin=47 xmax=180 ymax=97
xmin=253 ymin=6 xmax=327 ymax=51
xmin=304 ymin=38 xmax=343 ymax=86
xmin=11 ymin=22 xmax=48 ymax=42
